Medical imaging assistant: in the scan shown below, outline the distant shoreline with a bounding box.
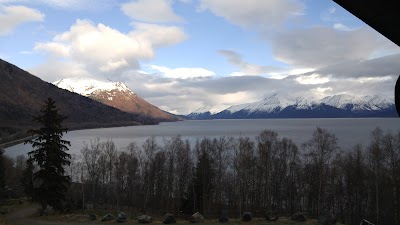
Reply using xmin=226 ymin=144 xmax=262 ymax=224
xmin=0 ymin=120 xmax=145 ymax=149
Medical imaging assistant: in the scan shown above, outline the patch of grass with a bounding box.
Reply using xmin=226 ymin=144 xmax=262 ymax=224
xmin=23 ymin=205 xmax=345 ymax=225
xmin=0 ymin=218 xmax=11 ymax=225
xmin=0 ymin=198 xmax=30 ymax=214
xmin=0 ymin=198 xmax=34 ymax=225
xmin=28 ymin=212 xmax=334 ymax=225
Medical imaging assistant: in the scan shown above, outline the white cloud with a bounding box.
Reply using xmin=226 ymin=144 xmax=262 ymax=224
xmin=33 ymin=19 xmax=187 ymax=77
xmin=29 ymin=60 xmax=91 ymax=82
xmin=42 ymin=0 xmax=116 ymax=10
xmin=230 ymin=72 xmax=246 ymax=77
xmin=199 ymin=0 xmax=303 ymax=29
xmin=271 ymin=26 xmax=389 ymax=68
xmin=130 ymin=22 xmax=187 ymax=47
xmin=150 ymin=65 xmax=215 ymax=79
xmin=304 ymin=53 xmax=400 ymax=78
xmin=321 ymin=7 xmax=339 ymax=22
xmin=0 ymin=5 xmax=44 ymax=35
xmin=268 ymin=68 xmax=315 ymax=79
xmin=122 ymin=0 xmax=184 ymax=23
xmin=333 ymin=23 xmax=354 ymax=31
xmin=296 ymin=74 xmax=329 ymax=85
xmin=34 ymin=42 xmax=70 ymax=57
xmin=0 ymin=0 xmax=115 ymax=10
xmin=37 ymin=0 xmax=92 ymax=10
xmin=219 ymin=50 xmax=283 ymax=75
xmin=328 ymin=7 xmax=336 ymax=14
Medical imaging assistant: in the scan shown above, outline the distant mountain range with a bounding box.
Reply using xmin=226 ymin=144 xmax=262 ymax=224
xmin=53 ymin=78 xmax=177 ymax=121
xmin=187 ymin=93 xmax=397 ymax=119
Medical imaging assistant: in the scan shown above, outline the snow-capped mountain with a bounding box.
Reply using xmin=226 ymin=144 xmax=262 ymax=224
xmin=54 ymin=78 xmax=132 ymax=98
xmin=54 ymin=78 xmax=177 ymax=121
xmin=225 ymin=93 xmax=317 ymax=114
xmin=187 ymin=105 xmax=216 ymax=120
xmin=321 ymin=94 xmax=393 ymax=111
xmin=187 ymin=93 xmax=396 ymax=119
xmin=186 ymin=105 xmax=221 ymax=120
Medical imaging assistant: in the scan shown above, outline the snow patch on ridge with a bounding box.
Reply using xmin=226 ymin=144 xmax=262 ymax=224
xmin=53 ymin=78 xmax=133 ymax=96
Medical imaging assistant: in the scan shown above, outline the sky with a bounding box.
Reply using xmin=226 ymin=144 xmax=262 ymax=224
xmin=1 ymin=0 xmax=399 ymax=115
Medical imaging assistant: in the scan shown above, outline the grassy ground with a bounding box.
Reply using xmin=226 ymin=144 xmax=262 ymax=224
xmin=1 ymin=199 xmax=341 ymax=225
xmin=0 ymin=198 xmax=31 ymax=225
xmin=40 ymin=211 xmax=322 ymax=225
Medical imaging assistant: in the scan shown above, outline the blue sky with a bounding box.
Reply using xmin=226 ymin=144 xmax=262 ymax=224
xmin=1 ymin=0 xmax=399 ymax=114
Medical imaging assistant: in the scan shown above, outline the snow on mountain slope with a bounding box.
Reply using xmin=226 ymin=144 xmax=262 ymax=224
xmin=358 ymin=95 xmax=393 ymax=110
xmin=53 ymin=78 xmax=177 ymax=121
xmin=53 ymin=78 xmax=133 ymax=97
xmin=320 ymin=94 xmax=356 ymax=109
xmin=187 ymin=105 xmax=224 ymax=119
xmin=187 ymin=93 xmax=395 ymax=119
xmin=226 ymin=93 xmax=317 ymax=114
xmin=321 ymin=94 xmax=393 ymax=111
xmin=191 ymin=105 xmax=214 ymax=114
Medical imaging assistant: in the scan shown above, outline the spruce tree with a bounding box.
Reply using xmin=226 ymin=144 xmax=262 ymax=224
xmin=25 ymin=97 xmax=71 ymax=212
xmin=21 ymin=159 xmax=34 ymax=200
xmin=0 ymin=147 xmax=5 ymax=202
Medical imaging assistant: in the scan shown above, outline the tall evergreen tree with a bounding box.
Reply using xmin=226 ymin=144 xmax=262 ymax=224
xmin=25 ymin=97 xmax=71 ymax=213
xmin=21 ymin=159 xmax=34 ymax=200
xmin=0 ymin=147 xmax=5 ymax=202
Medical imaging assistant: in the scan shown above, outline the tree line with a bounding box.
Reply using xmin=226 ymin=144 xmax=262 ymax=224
xmin=2 ymin=126 xmax=400 ymax=225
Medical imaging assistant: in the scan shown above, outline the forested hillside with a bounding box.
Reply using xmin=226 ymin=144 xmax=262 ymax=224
xmin=2 ymin=127 xmax=399 ymax=225
xmin=0 ymin=59 xmax=157 ymax=144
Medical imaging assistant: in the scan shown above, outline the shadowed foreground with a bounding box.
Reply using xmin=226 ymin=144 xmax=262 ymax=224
xmin=2 ymin=204 xmax=319 ymax=225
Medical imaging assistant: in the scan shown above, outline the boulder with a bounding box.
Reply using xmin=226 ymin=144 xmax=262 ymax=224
xmin=265 ymin=213 xmax=279 ymax=221
xmin=64 ymin=208 xmax=72 ymax=214
xmin=163 ymin=213 xmax=176 ymax=224
xmin=318 ymin=212 xmax=337 ymax=225
xmin=242 ymin=212 xmax=252 ymax=222
xmin=291 ymin=212 xmax=307 ymax=222
xmin=219 ymin=214 xmax=228 ymax=223
xmin=117 ymin=212 xmax=128 ymax=223
xmin=190 ymin=212 xmax=205 ymax=223
xmin=360 ymin=219 xmax=375 ymax=225
xmin=101 ymin=214 xmax=115 ymax=221
xmin=89 ymin=213 xmax=97 ymax=221
xmin=0 ymin=208 xmax=8 ymax=215
xmin=138 ymin=215 xmax=153 ymax=223
xmin=42 ymin=208 xmax=49 ymax=216
xmin=219 ymin=210 xmax=228 ymax=223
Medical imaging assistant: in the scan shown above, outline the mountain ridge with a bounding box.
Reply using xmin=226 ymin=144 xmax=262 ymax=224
xmin=187 ymin=93 xmax=396 ymax=119
xmin=0 ymin=59 xmax=155 ymax=144
xmin=53 ymin=78 xmax=178 ymax=121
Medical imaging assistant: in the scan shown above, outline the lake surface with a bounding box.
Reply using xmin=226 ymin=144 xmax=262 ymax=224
xmin=5 ymin=118 xmax=400 ymax=158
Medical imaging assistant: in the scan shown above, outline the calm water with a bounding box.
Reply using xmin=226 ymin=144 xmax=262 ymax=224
xmin=5 ymin=118 xmax=400 ymax=158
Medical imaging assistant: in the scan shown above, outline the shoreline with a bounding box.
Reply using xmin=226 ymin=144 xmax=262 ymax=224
xmin=0 ymin=120 xmax=150 ymax=149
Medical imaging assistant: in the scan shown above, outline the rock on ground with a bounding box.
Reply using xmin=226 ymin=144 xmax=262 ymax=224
xmin=117 ymin=212 xmax=128 ymax=223
xmin=101 ymin=213 xmax=115 ymax=221
xmin=291 ymin=212 xmax=307 ymax=222
xmin=219 ymin=214 xmax=228 ymax=223
xmin=242 ymin=212 xmax=252 ymax=222
xmin=163 ymin=213 xmax=176 ymax=224
xmin=190 ymin=212 xmax=205 ymax=223
xmin=138 ymin=215 xmax=153 ymax=223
